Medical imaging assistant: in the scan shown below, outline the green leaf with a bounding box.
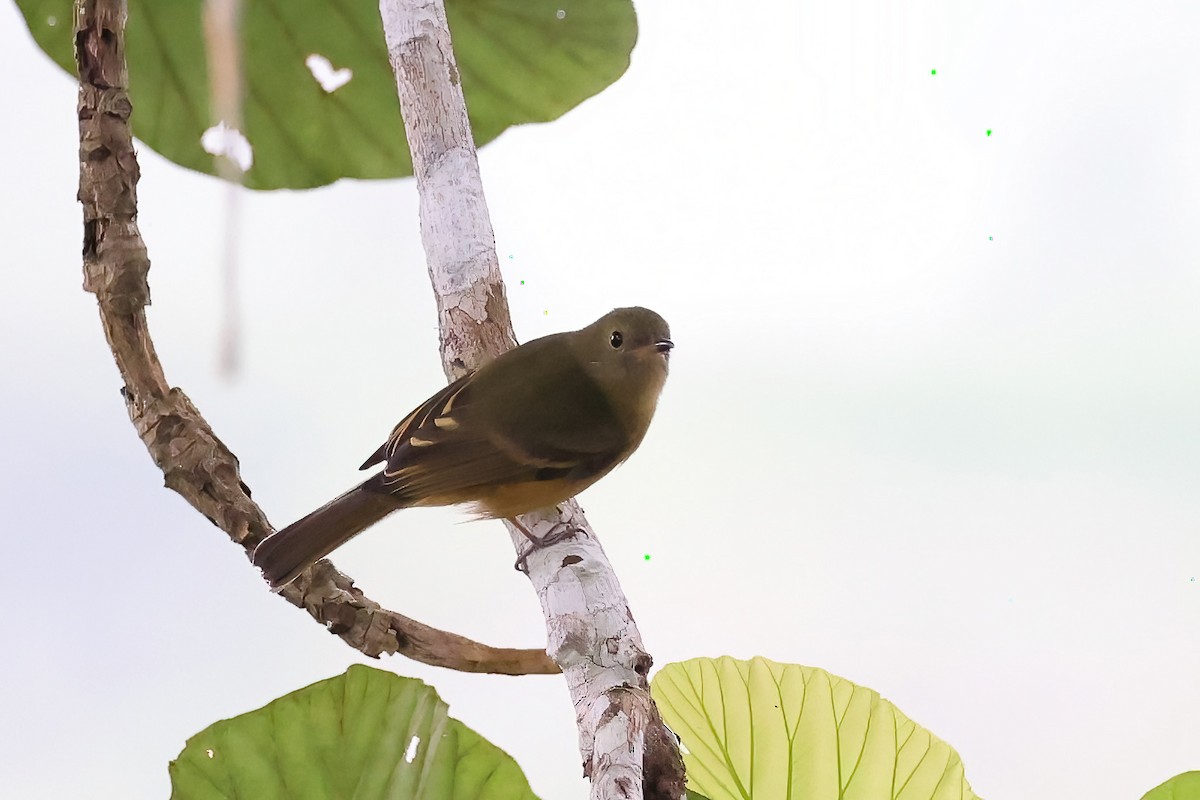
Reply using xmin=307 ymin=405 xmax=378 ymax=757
xmin=1143 ymin=772 xmax=1200 ymax=800
xmin=652 ymin=656 xmax=982 ymax=800
xmin=169 ymin=664 xmax=539 ymax=800
xmin=15 ymin=0 xmax=636 ymax=190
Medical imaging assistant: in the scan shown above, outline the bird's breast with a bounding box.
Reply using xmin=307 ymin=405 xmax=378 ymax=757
xmin=470 ymin=475 xmax=596 ymax=519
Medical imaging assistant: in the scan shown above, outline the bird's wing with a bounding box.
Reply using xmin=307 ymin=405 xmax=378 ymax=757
xmin=358 ymin=370 xmax=478 ymax=471
xmin=355 ymin=369 xmax=579 ymax=505
xmin=360 ymin=349 xmax=628 ymax=505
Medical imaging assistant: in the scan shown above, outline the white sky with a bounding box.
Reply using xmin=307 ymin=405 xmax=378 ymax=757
xmin=3 ymin=1 xmax=1200 ymax=798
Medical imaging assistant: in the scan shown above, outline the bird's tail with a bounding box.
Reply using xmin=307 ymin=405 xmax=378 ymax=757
xmin=253 ymin=479 xmax=399 ymax=588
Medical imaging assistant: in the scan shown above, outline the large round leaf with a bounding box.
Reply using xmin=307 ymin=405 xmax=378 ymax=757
xmin=16 ymin=0 xmax=636 ymax=189
xmin=169 ymin=664 xmax=538 ymax=800
xmin=652 ymin=656 xmax=982 ymax=800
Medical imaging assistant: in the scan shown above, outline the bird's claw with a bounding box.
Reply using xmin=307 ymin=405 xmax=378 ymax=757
xmin=513 ymin=522 xmax=584 ymax=573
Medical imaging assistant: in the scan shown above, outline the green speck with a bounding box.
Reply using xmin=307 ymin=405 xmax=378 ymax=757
xmin=986 ymin=129 xmax=992 ymax=136
xmin=520 ymin=280 xmax=525 ymax=285
xmin=989 ymin=236 xmax=993 ymax=241
xmin=644 ymin=554 xmax=651 ymax=561
xmin=931 ymin=69 xmax=937 ymax=75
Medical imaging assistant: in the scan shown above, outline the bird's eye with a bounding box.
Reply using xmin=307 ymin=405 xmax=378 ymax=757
xmin=610 ymin=331 xmax=623 ymax=349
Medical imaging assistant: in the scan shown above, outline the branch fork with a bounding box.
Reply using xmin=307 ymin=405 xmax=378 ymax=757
xmin=74 ymin=0 xmax=685 ymax=795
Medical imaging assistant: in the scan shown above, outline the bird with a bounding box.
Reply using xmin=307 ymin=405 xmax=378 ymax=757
xmin=253 ymin=306 xmax=673 ymax=587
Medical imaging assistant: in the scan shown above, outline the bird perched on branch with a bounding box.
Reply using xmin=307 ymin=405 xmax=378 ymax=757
xmin=253 ymin=306 xmax=673 ymax=587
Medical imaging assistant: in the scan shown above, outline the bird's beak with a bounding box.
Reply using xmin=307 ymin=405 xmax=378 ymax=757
xmin=654 ymin=338 xmax=674 ymax=354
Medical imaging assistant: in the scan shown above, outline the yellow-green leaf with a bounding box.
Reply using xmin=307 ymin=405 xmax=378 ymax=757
xmin=652 ymin=656 xmax=982 ymax=800
xmin=1143 ymin=772 xmax=1200 ymax=800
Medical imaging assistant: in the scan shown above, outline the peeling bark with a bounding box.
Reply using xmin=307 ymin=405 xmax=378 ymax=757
xmin=379 ymin=1 xmax=686 ymax=796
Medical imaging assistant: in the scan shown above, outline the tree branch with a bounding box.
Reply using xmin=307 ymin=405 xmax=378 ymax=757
xmin=74 ymin=0 xmax=684 ymax=792
xmin=377 ymin=1 xmax=686 ymax=797
xmin=73 ymin=0 xmax=555 ymax=677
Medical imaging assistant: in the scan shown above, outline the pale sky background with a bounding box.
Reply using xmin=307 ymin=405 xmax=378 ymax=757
xmin=3 ymin=1 xmax=1199 ymax=798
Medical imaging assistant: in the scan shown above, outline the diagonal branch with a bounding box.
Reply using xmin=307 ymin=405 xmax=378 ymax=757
xmin=376 ymin=1 xmax=686 ymax=797
xmin=73 ymin=0 xmax=555 ymax=677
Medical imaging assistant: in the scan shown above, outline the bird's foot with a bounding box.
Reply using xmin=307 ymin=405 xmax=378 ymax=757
xmin=511 ymin=519 xmax=584 ymax=573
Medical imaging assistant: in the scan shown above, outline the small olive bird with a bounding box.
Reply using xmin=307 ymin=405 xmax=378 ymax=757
xmin=253 ymin=307 xmax=673 ymax=587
